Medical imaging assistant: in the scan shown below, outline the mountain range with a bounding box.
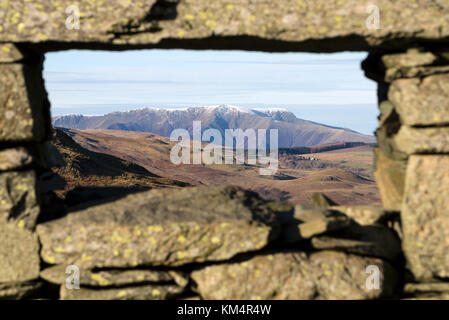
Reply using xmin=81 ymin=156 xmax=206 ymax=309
xmin=53 ymin=105 xmax=375 ymax=148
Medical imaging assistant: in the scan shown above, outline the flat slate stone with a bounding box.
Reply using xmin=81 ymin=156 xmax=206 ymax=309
xmin=2 ymin=0 xmax=449 ymax=51
xmin=0 ymin=144 xmax=64 ymax=172
xmin=60 ymin=283 xmax=184 ymax=300
xmin=0 ymin=170 xmax=40 ymax=229
xmin=393 ymin=126 xmax=449 ymax=155
xmin=191 ymin=250 xmax=397 ymax=300
xmin=37 ymin=186 xmax=279 ymax=268
xmin=310 ymin=224 xmax=402 ymax=262
xmin=0 ymin=280 xmax=42 ymax=300
xmin=389 ymin=74 xmax=449 ymax=126
xmin=0 ymin=221 xmax=40 ymax=283
xmin=402 ymin=155 xmax=449 ymax=280
xmin=330 ymin=206 xmax=394 ymax=226
xmin=0 ymin=147 xmax=33 ymax=171
xmin=373 ymin=147 xmax=406 ymax=211
xmin=404 ymin=282 xmax=449 ymax=295
xmin=385 ymin=65 xmax=449 ymax=82
xmin=381 ymin=49 xmax=437 ymax=69
xmin=280 ymin=205 xmax=352 ymax=243
xmin=0 ymin=62 xmax=50 ymax=142
xmin=41 ymin=265 xmax=188 ymax=288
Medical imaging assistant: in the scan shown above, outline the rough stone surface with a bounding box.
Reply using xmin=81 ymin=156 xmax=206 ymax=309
xmin=389 ymin=74 xmax=449 ymax=126
xmin=0 ymin=144 xmax=65 ymax=172
xmin=41 ymin=265 xmax=188 ymax=288
xmin=0 ymin=221 xmax=40 ymax=283
xmin=0 ymin=280 xmax=42 ymax=300
xmin=310 ymin=224 xmax=402 ymax=262
xmin=393 ymin=126 xmax=449 ymax=155
xmin=0 ymin=43 xmax=25 ymax=63
xmin=191 ymin=250 xmax=397 ymax=300
xmin=404 ymin=282 xmax=449 ymax=295
xmin=373 ymin=148 xmax=406 ymax=211
xmin=402 ymin=155 xmax=449 ymax=280
xmin=280 ymin=206 xmax=352 ymax=243
xmin=381 ymin=49 xmax=437 ymax=69
xmin=1 ymin=1 xmax=449 ymax=51
xmin=375 ymin=103 xmax=410 ymax=162
xmin=0 ymin=147 xmax=33 ymax=171
xmin=60 ymin=283 xmax=184 ymax=300
xmin=380 ymin=49 xmax=449 ymax=81
xmin=385 ymin=65 xmax=449 ymax=82
xmin=0 ymin=61 xmax=50 ymax=142
xmin=0 ymin=170 xmax=40 ymax=229
xmin=403 ymin=293 xmax=449 ymax=300
xmin=330 ymin=206 xmax=393 ymax=226
xmin=37 ymin=186 xmax=279 ymax=268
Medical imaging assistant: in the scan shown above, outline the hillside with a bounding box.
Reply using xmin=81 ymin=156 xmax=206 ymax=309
xmin=62 ymin=128 xmax=380 ymax=206
xmin=53 ymin=105 xmax=375 ymax=148
xmin=51 ymin=128 xmax=188 ymax=198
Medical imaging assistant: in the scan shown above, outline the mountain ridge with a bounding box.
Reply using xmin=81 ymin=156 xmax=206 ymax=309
xmin=53 ymin=105 xmax=375 ymax=148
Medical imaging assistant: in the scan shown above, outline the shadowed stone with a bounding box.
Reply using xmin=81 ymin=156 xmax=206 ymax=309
xmin=330 ymin=206 xmax=394 ymax=226
xmin=385 ymin=65 xmax=449 ymax=82
xmin=281 ymin=205 xmax=352 ymax=243
xmin=380 ymin=49 xmax=449 ymax=81
xmin=389 ymin=74 xmax=449 ymax=126
xmin=41 ymin=265 xmax=188 ymax=288
xmin=404 ymin=282 xmax=449 ymax=295
xmin=0 ymin=221 xmax=40 ymax=283
xmin=402 ymin=155 xmax=449 ymax=280
xmin=38 ymin=171 xmax=66 ymax=194
xmin=60 ymin=283 xmax=184 ymax=300
xmin=0 ymin=170 xmax=40 ymax=229
xmin=37 ymin=186 xmax=279 ymax=268
xmin=403 ymin=293 xmax=449 ymax=300
xmin=191 ymin=250 xmax=397 ymax=300
xmin=310 ymin=224 xmax=402 ymax=262
xmin=0 ymin=143 xmax=64 ymax=172
xmin=0 ymin=61 xmax=50 ymax=142
xmin=373 ymin=148 xmax=406 ymax=211
xmin=0 ymin=280 xmax=42 ymax=300
xmin=33 ymin=143 xmax=66 ymax=169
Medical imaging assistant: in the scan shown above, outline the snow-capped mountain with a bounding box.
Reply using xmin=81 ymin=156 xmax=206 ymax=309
xmin=52 ymin=105 xmax=375 ymax=147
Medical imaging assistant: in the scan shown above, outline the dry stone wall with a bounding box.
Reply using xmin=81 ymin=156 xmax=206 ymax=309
xmin=1 ymin=0 xmax=449 ymax=300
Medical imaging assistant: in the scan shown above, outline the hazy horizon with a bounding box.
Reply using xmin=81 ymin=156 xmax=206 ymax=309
xmin=44 ymin=49 xmax=378 ymax=135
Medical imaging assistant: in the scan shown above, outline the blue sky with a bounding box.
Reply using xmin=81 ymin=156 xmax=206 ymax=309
xmin=44 ymin=49 xmax=378 ymax=135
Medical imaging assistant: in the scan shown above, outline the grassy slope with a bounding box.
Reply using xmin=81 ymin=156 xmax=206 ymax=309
xmin=51 ymin=128 xmax=188 ymax=197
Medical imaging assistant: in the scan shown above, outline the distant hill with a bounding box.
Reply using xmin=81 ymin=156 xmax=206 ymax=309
xmin=279 ymin=142 xmax=377 ymax=155
xmin=53 ymin=105 xmax=376 ymax=148
xmin=51 ymin=128 xmax=188 ymax=197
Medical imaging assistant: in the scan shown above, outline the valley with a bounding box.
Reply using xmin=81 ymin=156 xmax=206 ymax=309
xmin=57 ymin=128 xmax=380 ymax=206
